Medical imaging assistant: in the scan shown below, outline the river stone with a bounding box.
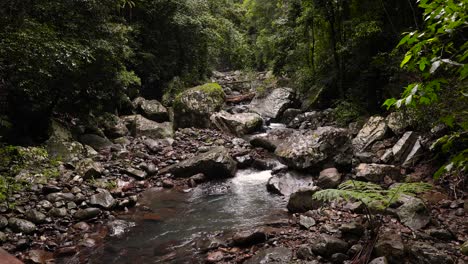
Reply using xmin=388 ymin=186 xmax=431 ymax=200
xmin=49 ymin=207 xmax=68 ymax=217
xmin=374 ymin=231 xmax=405 ymax=262
xmin=408 ymin=241 xmax=454 ymax=264
xmin=244 ymin=247 xmax=293 ymax=264
xmin=249 ymin=87 xmax=295 ymax=121
xmin=392 ymin=131 xmax=418 ymax=162
xmin=8 ymin=218 xmax=36 ymax=234
xmin=311 ymin=234 xmax=349 ymax=257
xmin=287 ymin=187 xmax=321 ymax=213
xmin=160 ymin=147 xmax=236 ymax=179
xmin=90 ymin=189 xmax=116 ymax=209
xmin=352 ymin=116 xmax=388 ymax=152
xmin=73 ymin=208 xmax=101 ymax=220
xmin=210 ymin=111 xmax=263 ymax=136
xmin=0 ymin=216 xmax=8 ymax=229
xmin=107 ymin=220 xmax=135 ymax=237
xmin=79 ymin=134 xmax=112 ymax=151
xmin=354 ymin=163 xmax=401 ymax=183
xmin=275 ymin=127 xmax=352 ymax=171
xmin=122 ymin=114 xmax=173 ymax=139
xmin=296 ymin=245 xmax=315 ymax=260
xmin=25 ymin=210 xmax=46 ymax=224
xmin=173 ymin=83 xmax=225 ymax=129
xmin=46 ymin=192 xmax=75 ymax=202
xmin=396 ymin=195 xmax=430 ymax=230
xmin=299 ymin=215 xmax=316 ymax=229
xmin=134 ymin=97 xmax=169 ymax=122
xmin=99 ymin=113 xmax=129 ymax=139
xmin=124 ymin=167 xmax=147 ymax=180
xmin=232 ymin=228 xmax=267 ymax=246
xmin=76 ymin=158 xmax=104 ymax=179
xmin=317 ymin=168 xmax=342 ymax=189
xmin=266 ymin=171 xmax=314 ymax=196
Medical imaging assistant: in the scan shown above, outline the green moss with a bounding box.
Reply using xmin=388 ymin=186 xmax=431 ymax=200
xmin=173 ymin=82 xmax=225 ymax=110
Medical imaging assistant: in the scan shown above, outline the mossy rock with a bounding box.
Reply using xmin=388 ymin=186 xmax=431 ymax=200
xmin=173 ymin=83 xmax=225 ymax=129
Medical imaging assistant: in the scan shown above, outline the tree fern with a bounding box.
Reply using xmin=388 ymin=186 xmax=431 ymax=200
xmin=313 ymin=180 xmax=432 ymax=210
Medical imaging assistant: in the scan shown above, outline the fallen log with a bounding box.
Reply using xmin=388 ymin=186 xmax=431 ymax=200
xmin=226 ymin=93 xmax=255 ymax=103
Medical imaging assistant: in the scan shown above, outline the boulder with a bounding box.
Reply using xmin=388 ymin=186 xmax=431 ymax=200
xmin=210 ymin=111 xmax=263 ymax=136
xmin=249 ymin=128 xmax=294 ymax=152
xmin=396 ymin=195 xmax=430 ymax=230
xmin=49 ymin=208 xmax=68 ymax=217
xmin=408 ymin=241 xmax=454 ymax=264
xmin=73 ymin=208 xmax=101 ymax=220
xmin=160 ymin=147 xmax=236 ymax=179
xmin=354 ymin=163 xmax=401 ymax=183
xmin=281 ymin=108 xmax=301 ymax=124
xmin=79 ymin=134 xmax=112 ymax=151
xmin=352 ymin=116 xmax=388 ymax=152
xmin=90 ymin=189 xmax=116 ymax=209
xmin=392 ymin=131 xmax=418 ymax=162
xmin=402 ymin=139 xmax=424 ymax=167
xmin=287 ymin=187 xmax=321 ymax=213
xmin=310 ymin=234 xmax=349 ymax=257
xmin=46 ymin=192 xmax=75 ymax=202
xmin=374 ymin=231 xmax=405 ymax=263
xmin=386 ymin=112 xmax=411 ymax=135
xmin=266 ymin=171 xmax=314 ymax=196
xmin=288 ymin=111 xmax=331 ymax=130
xmin=76 ymin=158 xmax=104 ymax=180
xmin=317 ymin=168 xmax=342 ymax=189
xmin=299 ymin=215 xmax=316 ymax=229
xmin=122 ymin=115 xmax=173 ymax=139
xmin=232 ymin=228 xmax=267 ymax=246
xmin=133 ymin=97 xmax=169 ymax=122
xmin=173 ymin=83 xmax=225 ymax=129
xmin=99 ymin=113 xmax=129 ymax=139
xmin=25 ymin=210 xmax=46 ymax=224
xmin=249 ymin=87 xmax=295 ymax=121
xmin=275 ymin=127 xmax=352 ymax=171
xmin=8 ymin=218 xmax=36 ymax=234
xmin=244 ymin=247 xmax=293 ymax=264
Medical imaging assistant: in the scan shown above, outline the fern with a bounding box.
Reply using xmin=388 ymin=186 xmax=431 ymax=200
xmin=313 ymin=180 xmax=432 ymax=210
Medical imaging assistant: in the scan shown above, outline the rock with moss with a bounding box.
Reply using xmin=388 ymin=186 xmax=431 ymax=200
xmin=46 ymin=120 xmax=85 ymax=162
xmin=275 ymin=126 xmax=352 ymax=171
xmin=210 ymin=111 xmax=263 ymax=136
xmin=173 ymin=83 xmax=225 ymax=129
xmin=121 ymin=114 xmax=173 ymax=139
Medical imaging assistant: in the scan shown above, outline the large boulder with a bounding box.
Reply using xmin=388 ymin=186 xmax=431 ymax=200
xmin=249 ymin=87 xmax=295 ymax=121
xmin=133 ymin=97 xmax=169 ymax=122
xmin=159 ymin=147 xmax=236 ymax=179
xmin=210 ymin=111 xmax=263 ymax=136
xmin=173 ymin=83 xmax=225 ymax=129
xmin=354 ymin=163 xmax=401 ymax=183
xmin=275 ymin=127 xmax=352 ymax=171
xmin=352 ymin=116 xmax=388 ymax=152
xmin=266 ymin=171 xmax=314 ymax=196
xmin=122 ymin=115 xmax=173 ymax=139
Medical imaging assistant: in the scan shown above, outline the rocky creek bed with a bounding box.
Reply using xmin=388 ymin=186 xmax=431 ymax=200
xmin=0 ymin=71 xmax=467 ymax=264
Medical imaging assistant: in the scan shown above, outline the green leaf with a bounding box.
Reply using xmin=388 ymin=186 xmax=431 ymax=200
xmin=401 ymin=53 xmax=413 ymax=68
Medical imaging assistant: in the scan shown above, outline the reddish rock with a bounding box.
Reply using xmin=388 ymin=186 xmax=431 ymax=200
xmin=0 ymin=248 xmax=23 ymax=264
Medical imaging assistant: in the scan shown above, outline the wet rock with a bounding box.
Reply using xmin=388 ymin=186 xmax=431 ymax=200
xmin=49 ymin=207 xmax=68 ymax=217
xmin=235 ymin=154 xmax=253 ymax=168
xmin=122 ymin=114 xmax=173 ymax=139
xmin=8 ymin=218 xmax=36 ymax=234
xmin=275 ymin=127 xmax=352 ymax=170
xmin=25 ymin=210 xmax=46 ymax=224
xmin=133 ymin=97 xmax=169 ymax=122
xmin=299 ymin=215 xmax=316 ymax=229
xmin=76 ymin=158 xmax=104 ymax=179
xmin=355 ymin=163 xmax=401 ymax=183
xmin=206 ymin=251 xmax=224 ymax=263
xmin=107 ymin=220 xmax=135 ymax=237
xmin=0 ymin=248 xmax=23 ymax=264
xmin=173 ymin=83 xmax=225 ymax=129
xmin=73 ymin=208 xmax=101 ymax=220
xmin=266 ymin=171 xmax=314 ymax=196
xmin=317 ymin=168 xmax=342 ymax=189
xmin=392 ymin=131 xmax=418 ymax=162
xmin=396 ymin=195 xmax=430 ymax=230
xmin=160 ymin=147 xmax=236 ymax=179
xmin=0 ymin=216 xmax=8 ymax=229
xmin=311 ymin=234 xmax=349 ymax=257
xmin=90 ymin=189 xmax=115 ymax=209
xmin=124 ymin=167 xmax=147 ymax=180
xmin=374 ymin=232 xmax=405 ymax=262
xmin=249 ymin=87 xmax=295 ymax=121
xmin=232 ymin=228 xmax=267 ymax=246
xmin=244 ymin=247 xmax=293 ymax=264
xmin=296 ymin=245 xmax=314 ymax=260
xmin=79 ymin=134 xmax=112 ymax=151
xmin=210 ymin=111 xmax=263 ymax=136
xmin=352 ymin=116 xmax=388 ymax=152
xmin=408 ymin=241 xmax=454 ymax=264
xmin=99 ymin=113 xmax=129 ymax=139
xmin=287 ymin=187 xmax=321 ymax=213
xmin=369 ymin=257 xmax=389 ymax=264
xmin=46 ymin=192 xmax=75 ymax=202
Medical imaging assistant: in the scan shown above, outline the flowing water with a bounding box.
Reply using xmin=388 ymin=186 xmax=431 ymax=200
xmin=83 ymin=169 xmax=288 ymax=263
